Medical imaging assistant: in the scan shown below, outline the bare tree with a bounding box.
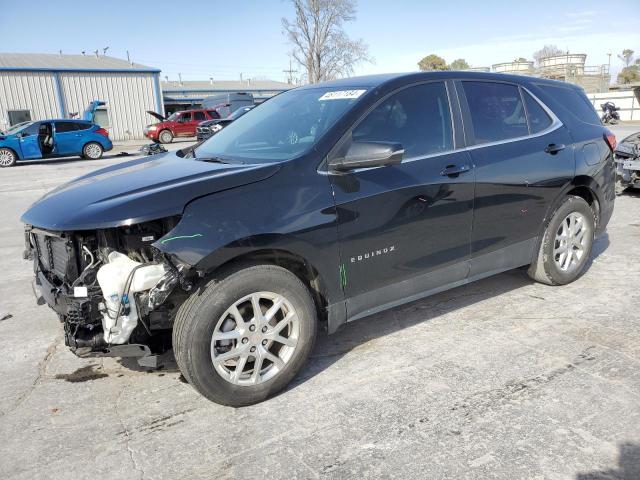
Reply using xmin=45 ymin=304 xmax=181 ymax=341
xmin=533 ymin=45 xmax=566 ymax=65
xmin=282 ymin=0 xmax=372 ymax=84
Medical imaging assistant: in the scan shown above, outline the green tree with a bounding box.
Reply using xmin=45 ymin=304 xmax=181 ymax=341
xmin=617 ymin=65 xmax=640 ymax=84
xmin=618 ymin=49 xmax=635 ymax=67
xmin=449 ymin=58 xmax=470 ymax=70
xmin=418 ymin=54 xmax=448 ymax=71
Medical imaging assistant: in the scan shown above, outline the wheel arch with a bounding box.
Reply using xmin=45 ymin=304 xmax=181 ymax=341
xmin=195 ymin=246 xmax=338 ymax=333
xmin=531 ymin=177 xmax=601 ymax=264
xmin=0 ymin=146 xmax=21 ymax=161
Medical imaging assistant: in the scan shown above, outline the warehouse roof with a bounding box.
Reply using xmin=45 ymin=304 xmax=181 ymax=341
xmin=0 ymin=53 xmax=159 ymax=72
xmin=162 ymin=79 xmax=291 ymax=92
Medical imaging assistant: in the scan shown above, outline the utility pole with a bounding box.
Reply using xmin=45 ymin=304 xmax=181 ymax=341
xmin=283 ymin=58 xmax=298 ymax=84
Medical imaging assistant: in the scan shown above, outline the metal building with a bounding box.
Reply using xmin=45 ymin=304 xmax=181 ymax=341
xmin=0 ymin=53 xmax=163 ymax=140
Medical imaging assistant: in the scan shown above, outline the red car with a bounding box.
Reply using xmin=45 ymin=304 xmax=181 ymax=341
xmin=144 ymin=109 xmax=220 ymax=144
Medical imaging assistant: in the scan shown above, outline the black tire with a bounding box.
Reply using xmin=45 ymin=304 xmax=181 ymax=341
xmin=159 ymin=129 xmax=173 ymax=144
xmin=173 ymin=264 xmax=317 ymax=406
xmin=528 ymin=196 xmax=595 ymax=285
xmin=0 ymin=147 xmax=17 ymax=167
xmin=82 ymin=142 xmax=103 ymax=160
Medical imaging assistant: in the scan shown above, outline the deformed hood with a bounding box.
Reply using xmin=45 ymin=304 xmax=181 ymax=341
xmin=21 ymin=152 xmax=280 ymax=231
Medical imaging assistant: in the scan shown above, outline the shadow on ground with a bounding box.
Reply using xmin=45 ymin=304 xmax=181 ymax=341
xmin=576 ymin=442 xmax=640 ymax=480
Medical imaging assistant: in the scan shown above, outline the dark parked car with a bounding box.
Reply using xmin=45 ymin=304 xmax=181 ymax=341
xmin=22 ymin=72 xmax=615 ymax=406
xmin=196 ymin=105 xmax=255 ymax=141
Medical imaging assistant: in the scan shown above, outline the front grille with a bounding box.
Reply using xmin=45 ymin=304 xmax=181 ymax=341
xmin=196 ymin=126 xmax=209 ymax=134
xmin=33 ymin=233 xmax=74 ymax=280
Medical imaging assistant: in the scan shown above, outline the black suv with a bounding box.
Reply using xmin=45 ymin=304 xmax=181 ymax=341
xmin=22 ymin=72 xmax=615 ymax=406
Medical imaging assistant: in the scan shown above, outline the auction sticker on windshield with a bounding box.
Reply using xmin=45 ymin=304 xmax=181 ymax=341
xmin=319 ymin=89 xmax=366 ymax=101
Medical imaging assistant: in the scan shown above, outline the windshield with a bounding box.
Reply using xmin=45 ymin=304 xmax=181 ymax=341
xmin=4 ymin=121 xmax=33 ymax=135
xmin=194 ymin=87 xmax=367 ymax=162
xmin=166 ymin=112 xmax=180 ymax=122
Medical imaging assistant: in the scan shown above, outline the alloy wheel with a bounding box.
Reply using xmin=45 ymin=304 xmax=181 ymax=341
xmin=211 ymin=292 xmax=300 ymax=386
xmin=553 ymin=212 xmax=590 ymax=272
xmin=0 ymin=149 xmax=15 ymax=167
xmin=85 ymin=143 xmax=102 ymax=159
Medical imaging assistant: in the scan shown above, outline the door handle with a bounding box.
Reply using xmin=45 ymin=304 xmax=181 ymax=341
xmin=440 ymin=164 xmax=470 ymax=177
xmin=545 ymin=143 xmax=566 ymax=154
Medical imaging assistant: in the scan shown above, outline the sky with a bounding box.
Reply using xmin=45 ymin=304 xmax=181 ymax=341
xmin=1 ymin=0 xmax=639 ymax=83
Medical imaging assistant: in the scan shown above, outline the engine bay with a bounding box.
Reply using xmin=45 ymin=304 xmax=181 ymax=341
xmin=25 ymin=216 xmax=194 ymax=360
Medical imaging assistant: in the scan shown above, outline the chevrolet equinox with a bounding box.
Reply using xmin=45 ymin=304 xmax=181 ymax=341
xmin=22 ymin=72 xmax=616 ymax=406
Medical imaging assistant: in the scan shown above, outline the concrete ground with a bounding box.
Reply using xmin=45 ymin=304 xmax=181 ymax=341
xmin=1 ymin=127 xmax=639 ymax=480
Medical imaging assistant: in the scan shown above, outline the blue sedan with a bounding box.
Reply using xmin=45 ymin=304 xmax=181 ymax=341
xmin=0 ymin=119 xmax=113 ymax=167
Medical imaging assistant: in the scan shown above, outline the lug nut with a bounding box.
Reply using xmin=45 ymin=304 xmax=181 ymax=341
xmin=242 ymin=338 xmax=248 ymax=344
xmin=262 ymin=326 xmax=268 ymax=333
xmin=262 ymin=339 xmax=268 ymax=346
xmin=249 ymin=325 xmax=256 ymax=332
xmin=250 ymin=346 xmax=256 ymax=352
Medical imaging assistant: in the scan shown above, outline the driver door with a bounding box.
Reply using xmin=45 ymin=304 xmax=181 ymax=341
xmin=174 ymin=112 xmax=193 ymax=137
xmin=17 ymin=122 xmax=43 ymax=159
xmin=328 ymin=81 xmax=475 ymax=320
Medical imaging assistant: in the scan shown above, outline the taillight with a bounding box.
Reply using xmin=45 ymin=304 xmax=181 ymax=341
xmin=604 ymin=131 xmax=616 ymax=151
xmin=95 ymin=128 xmax=109 ymax=138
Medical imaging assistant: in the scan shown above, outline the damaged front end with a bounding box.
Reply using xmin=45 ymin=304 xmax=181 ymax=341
xmin=24 ymin=217 xmax=195 ymax=363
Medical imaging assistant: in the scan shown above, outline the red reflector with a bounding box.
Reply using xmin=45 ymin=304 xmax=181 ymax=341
xmin=604 ymin=131 xmax=616 ymax=151
xmin=95 ymin=128 xmax=109 ymax=138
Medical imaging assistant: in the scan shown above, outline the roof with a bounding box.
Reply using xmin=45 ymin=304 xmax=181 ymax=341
xmin=0 ymin=53 xmax=159 ymax=72
xmin=297 ymin=71 xmax=578 ymax=90
xmin=162 ymin=79 xmax=291 ymax=92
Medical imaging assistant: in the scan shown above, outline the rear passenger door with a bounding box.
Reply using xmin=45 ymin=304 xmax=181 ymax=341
xmin=457 ymin=80 xmax=575 ymax=276
xmin=329 ymin=81 xmax=475 ymax=320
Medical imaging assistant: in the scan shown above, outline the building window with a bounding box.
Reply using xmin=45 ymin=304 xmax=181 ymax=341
xmin=8 ymin=110 xmax=31 ymax=126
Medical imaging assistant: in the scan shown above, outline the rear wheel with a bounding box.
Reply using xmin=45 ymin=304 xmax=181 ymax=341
xmin=173 ymin=264 xmax=317 ymax=406
xmin=159 ymin=129 xmax=173 ymax=144
xmin=528 ymin=196 xmax=595 ymax=285
xmin=0 ymin=148 xmax=16 ymax=167
xmin=82 ymin=142 xmax=103 ymax=160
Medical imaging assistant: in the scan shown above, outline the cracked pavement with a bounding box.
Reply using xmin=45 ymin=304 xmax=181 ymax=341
xmin=1 ymin=129 xmax=640 ymax=479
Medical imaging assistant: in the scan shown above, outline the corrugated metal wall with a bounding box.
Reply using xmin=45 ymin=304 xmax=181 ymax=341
xmin=60 ymin=72 xmax=160 ymax=141
xmin=0 ymin=71 xmax=61 ymax=131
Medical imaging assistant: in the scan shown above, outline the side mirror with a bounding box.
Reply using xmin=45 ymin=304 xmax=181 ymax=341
xmin=330 ymin=141 xmax=404 ymax=172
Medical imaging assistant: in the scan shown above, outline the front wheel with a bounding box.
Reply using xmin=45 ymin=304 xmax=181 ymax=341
xmin=159 ymin=129 xmax=173 ymax=144
xmin=0 ymin=148 xmax=17 ymax=167
xmin=82 ymin=142 xmax=103 ymax=160
xmin=528 ymin=196 xmax=595 ymax=285
xmin=173 ymin=264 xmax=317 ymax=406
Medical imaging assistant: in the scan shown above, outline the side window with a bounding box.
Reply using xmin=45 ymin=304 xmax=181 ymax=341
xmin=462 ymin=81 xmax=528 ymax=144
xmin=74 ymin=122 xmax=92 ymax=131
xmin=21 ymin=123 xmax=40 ymax=137
xmin=179 ymin=113 xmax=192 ymax=123
xmin=193 ymin=111 xmax=206 ymax=121
xmin=55 ymin=121 xmax=77 ymax=133
xmin=538 ymin=84 xmax=601 ymax=125
xmin=352 ymin=82 xmax=453 ymax=159
xmin=523 ymin=91 xmax=552 ymax=134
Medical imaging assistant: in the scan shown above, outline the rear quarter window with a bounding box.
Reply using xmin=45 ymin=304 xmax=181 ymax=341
xmin=537 ymin=84 xmax=601 ymax=125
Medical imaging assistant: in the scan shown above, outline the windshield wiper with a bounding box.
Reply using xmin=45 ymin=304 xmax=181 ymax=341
xmin=198 ymin=156 xmax=243 ymax=165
